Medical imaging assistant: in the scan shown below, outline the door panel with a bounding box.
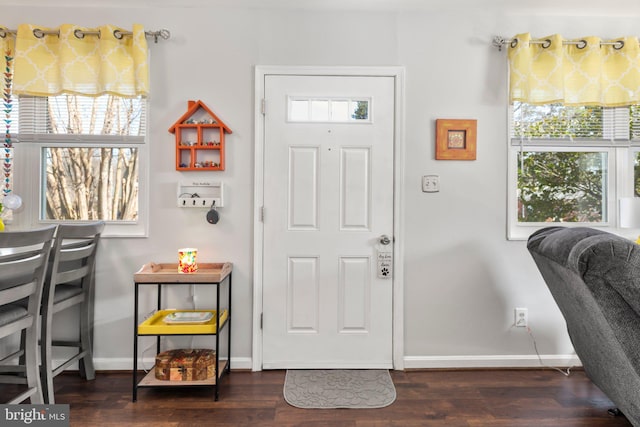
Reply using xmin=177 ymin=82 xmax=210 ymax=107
xmin=288 ymin=256 xmax=319 ymax=332
xmin=340 ymin=147 xmax=371 ymax=230
xmin=289 ymin=147 xmax=319 ymax=230
xmin=339 ymin=256 xmax=371 ymax=332
xmin=262 ymin=74 xmax=394 ymax=369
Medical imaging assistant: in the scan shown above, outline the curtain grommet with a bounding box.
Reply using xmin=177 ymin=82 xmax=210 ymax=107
xmin=510 ymin=38 xmax=518 ymax=49
xmin=0 ymin=28 xmax=6 ymax=38
xmin=74 ymin=29 xmax=85 ymax=39
xmin=113 ymin=29 xmax=123 ymax=40
xmin=541 ymin=39 xmax=552 ymax=49
xmin=577 ymin=40 xmax=587 ymax=49
xmin=614 ymin=40 xmax=625 ymax=50
xmin=32 ymin=28 xmax=45 ymax=39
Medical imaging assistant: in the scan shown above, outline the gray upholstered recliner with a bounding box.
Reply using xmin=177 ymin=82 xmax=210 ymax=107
xmin=527 ymin=226 xmax=640 ymax=426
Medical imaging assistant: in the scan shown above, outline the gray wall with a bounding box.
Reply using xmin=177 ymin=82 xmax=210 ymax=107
xmin=4 ymin=0 xmax=638 ymax=369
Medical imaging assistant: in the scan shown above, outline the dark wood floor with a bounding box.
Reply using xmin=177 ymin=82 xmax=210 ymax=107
xmin=1 ymin=369 xmax=633 ymax=426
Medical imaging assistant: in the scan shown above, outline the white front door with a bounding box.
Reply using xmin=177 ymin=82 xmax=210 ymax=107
xmin=261 ymin=74 xmax=395 ymax=369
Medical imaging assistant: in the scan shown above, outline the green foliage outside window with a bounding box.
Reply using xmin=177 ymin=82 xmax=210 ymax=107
xmin=513 ymin=104 xmax=603 ymax=139
xmin=518 ymin=151 xmax=606 ymax=222
xmin=515 ymin=103 xmax=608 ymax=223
xmin=351 ymin=101 xmax=369 ymax=120
xmin=635 ymin=154 xmax=640 ymax=197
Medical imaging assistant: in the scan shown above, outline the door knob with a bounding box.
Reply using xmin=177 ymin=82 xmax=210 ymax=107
xmin=379 ymin=235 xmax=391 ymax=245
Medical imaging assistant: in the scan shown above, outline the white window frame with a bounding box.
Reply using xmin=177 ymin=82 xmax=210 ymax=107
xmin=507 ymin=144 xmax=618 ymax=240
xmin=506 ymin=103 xmax=640 ymax=240
xmin=10 ymin=101 xmax=149 ymax=238
xmin=287 ymin=96 xmax=373 ymax=123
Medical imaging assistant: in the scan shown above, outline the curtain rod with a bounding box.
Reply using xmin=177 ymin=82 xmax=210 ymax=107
xmin=0 ymin=27 xmax=170 ymax=43
xmin=492 ymin=35 xmax=625 ymax=51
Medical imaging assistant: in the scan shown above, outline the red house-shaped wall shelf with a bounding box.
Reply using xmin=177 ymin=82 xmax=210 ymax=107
xmin=168 ymin=100 xmax=232 ymax=171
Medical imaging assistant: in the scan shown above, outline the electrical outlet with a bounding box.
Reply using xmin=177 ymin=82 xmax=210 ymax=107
xmin=514 ymin=307 xmax=528 ymax=327
xmin=422 ymin=175 xmax=440 ymax=192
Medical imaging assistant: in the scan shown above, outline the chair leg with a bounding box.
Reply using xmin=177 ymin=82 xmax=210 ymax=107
xmin=24 ymin=324 xmax=43 ymax=404
xmin=79 ymin=298 xmax=95 ymax=381
xmin=18 ymin=329 xmax=26 ymax=366
xmin=40 ymin=309 xmax=55 ymax=404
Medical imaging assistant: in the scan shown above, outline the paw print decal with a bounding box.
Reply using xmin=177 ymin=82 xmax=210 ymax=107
xmin=381 ymin=267 xmax=389 ymax=277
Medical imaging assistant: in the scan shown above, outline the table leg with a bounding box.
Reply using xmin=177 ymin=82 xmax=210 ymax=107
xmin=132 ymin=283 xmax=139 ymax=402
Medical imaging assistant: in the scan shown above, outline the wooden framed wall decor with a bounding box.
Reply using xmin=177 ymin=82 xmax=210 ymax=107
xmin=169 ymin=100 xmax=232 ymax=171
xmin=435 ymin=119 xmax=477 ymax=160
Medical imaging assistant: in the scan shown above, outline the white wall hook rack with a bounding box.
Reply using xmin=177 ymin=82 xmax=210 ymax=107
xmin=177 ymin=181 xmax=224 ymax=208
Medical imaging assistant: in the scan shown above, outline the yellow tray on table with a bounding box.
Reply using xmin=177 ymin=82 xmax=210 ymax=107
xmin=138 ymin=309 xmax=228 ymax=335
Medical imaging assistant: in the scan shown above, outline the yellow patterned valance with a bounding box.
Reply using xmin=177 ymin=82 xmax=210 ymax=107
xmin=9 ymin=23 xmax=148 ymax=98
xmin=508 ymin=32 xmax=640 ymax=107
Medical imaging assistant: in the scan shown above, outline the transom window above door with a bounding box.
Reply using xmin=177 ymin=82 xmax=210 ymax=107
xmin=288 ymin=97 xmax=371 ymax=123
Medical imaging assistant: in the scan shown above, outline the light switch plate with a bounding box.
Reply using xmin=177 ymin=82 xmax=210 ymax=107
xmin=422 ymin=175 xmax=440 ymax=192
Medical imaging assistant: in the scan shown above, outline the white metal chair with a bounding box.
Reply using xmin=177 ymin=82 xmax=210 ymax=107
xmin=40 ymin=221 xmax=104 ymax=404
xmin=0 ymin=225 xmax=56 ymax=404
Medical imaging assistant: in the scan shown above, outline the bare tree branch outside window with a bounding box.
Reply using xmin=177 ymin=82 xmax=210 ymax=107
xmin=43 ymin=95 xmax=142 ymax=221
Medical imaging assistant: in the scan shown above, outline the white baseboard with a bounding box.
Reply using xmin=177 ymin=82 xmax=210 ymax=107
xmin=69 ymin=355 xmax=580 ymax=372
xmin=402 ymin=354 xmax=582 ymax=369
